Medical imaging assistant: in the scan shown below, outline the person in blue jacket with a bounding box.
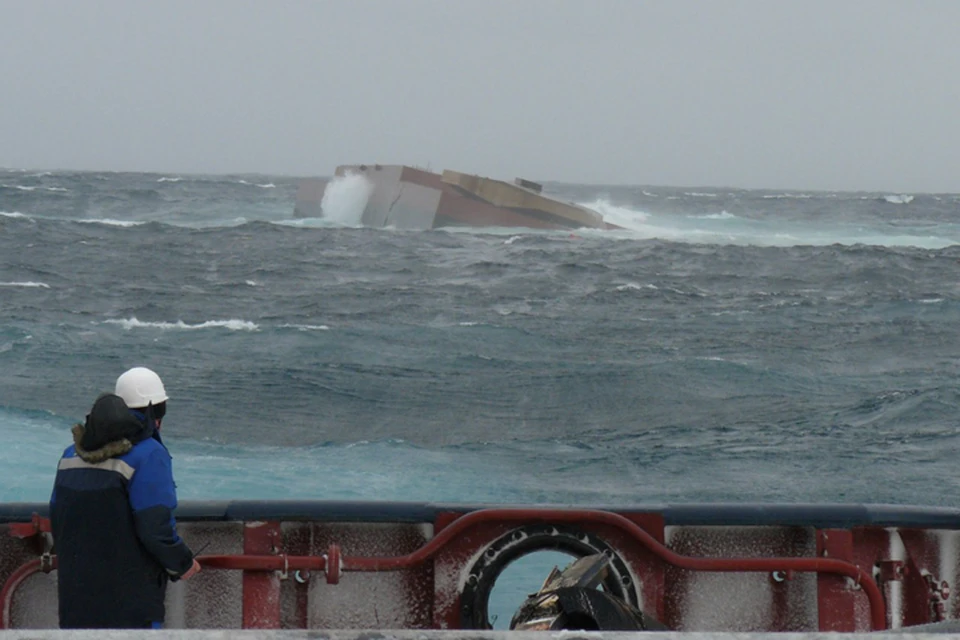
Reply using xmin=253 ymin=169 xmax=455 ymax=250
xmin=50 ymin=367 xmax=201 ymax=629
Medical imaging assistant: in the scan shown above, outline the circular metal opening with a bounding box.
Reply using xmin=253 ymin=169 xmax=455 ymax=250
xmin=459 ymin=524 xmax=638 ymax=630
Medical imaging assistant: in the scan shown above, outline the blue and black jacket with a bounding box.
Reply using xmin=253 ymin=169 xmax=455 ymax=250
xmin=50 ymin=394 xmax=194 ymax=629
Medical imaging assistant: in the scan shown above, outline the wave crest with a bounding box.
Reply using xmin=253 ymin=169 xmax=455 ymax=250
xmin=103 ymin=317 xmax=259 ymax=331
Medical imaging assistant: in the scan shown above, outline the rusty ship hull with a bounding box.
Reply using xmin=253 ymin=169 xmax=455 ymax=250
xmin=294 ymin=164 xmax=619 ymax=231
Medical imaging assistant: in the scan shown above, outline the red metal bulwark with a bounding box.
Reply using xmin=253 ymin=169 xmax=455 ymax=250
xmin=9 ymin=506 xmax=956 ymax=631
xmin=198 ymin=508 xmax=887 ymax=631
xmin=7 ymin=514 xmax=50 ymax=539
xmin=817 ymin=529 xmax=856 ymax=631
xmin=242 ymin=521 xmax=282 ymax=629
xmin=899 ymin=529 xmax=953 ymax=625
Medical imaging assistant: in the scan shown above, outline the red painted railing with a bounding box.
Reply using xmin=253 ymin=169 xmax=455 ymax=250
xmin=2 ymin=508 xmax=887 ymax=631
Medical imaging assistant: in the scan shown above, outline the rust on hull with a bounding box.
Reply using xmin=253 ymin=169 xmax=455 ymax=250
xmin=294 ymin=165 xmax=620 ymax=230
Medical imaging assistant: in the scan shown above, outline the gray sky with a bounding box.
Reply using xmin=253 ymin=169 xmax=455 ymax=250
xmin=2 ymin=1 xmax=959 ymax=191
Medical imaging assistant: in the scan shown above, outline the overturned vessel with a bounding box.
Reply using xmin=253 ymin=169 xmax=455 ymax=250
xmin=510 ymin=553 xmax=669 ymax=631
xmin=294 ymin=165 xmax=619 ymax=231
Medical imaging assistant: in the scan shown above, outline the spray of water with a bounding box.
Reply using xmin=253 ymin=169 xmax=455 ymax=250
xmin=320 ymin=172 xmax=374 ymax=225
xmin=575 ymin=198 xmax=959 ymax=248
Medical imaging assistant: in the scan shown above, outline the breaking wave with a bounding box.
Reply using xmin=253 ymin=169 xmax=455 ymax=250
xmin=883 ymin=194 xmax=914 ymax=205
xmin=77 ymin=218 xmax=145 ymax=227
xmin=103 ymin=317 xmax=259 ymax=331
xmin=320 ymin=172 xmax=373 ymax=225
xmin=577 ymin=198 xmax=959 ymax=248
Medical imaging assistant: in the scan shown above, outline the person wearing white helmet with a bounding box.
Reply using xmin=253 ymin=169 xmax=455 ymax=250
xmin=50 ymin=367 xmax=201 ymax=629
xmin=115 ymin=366 xmax=170 ymax=430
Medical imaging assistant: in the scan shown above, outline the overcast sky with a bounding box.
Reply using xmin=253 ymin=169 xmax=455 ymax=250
xmin=2 ymin=1 xmax=959 ymax=191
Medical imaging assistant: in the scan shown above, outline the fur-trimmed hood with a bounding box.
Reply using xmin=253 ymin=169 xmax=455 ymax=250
xmin=73 ymin=393 xmax=153 ymax=463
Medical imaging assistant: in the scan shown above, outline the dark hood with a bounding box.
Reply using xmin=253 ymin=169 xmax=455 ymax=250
xmin=72 ymin=393 xmax=154 ymax=463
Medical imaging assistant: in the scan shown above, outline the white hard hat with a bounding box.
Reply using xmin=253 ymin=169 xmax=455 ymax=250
xmin=115 ymin=367 xmax=169 ymax=409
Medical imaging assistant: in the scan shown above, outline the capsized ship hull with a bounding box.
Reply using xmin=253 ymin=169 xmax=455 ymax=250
xmin=294 ymin=164 xmax=620 ymax=230
xmin=3 ymin=501 xmax=960 ymax=631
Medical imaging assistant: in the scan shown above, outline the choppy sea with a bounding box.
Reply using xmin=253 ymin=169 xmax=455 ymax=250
xmin=3 ymin=169 xmax=960 ymax=625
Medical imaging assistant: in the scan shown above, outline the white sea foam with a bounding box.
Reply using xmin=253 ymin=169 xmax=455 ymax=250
xmin=1 ymin=184 xmax=67 ymax=192
xmin=273 ymin=217 xmax=344 ymax=229
xmin=321 ymin=172 xmax=374 ymax=225
xmin=576 ymin=200 xmax=734 ymax=244
xmin=0 ymin=211 xmax=27 ymax=218
xmin=236 ymin=179 xmax=276 ymax=188
xmin=177 ymin=216 xmax=248 ymax=229
xmin=694 ymin=211 xmax=737 ymax=220
xmin=157 ymin=176 xmax=182 ymax=183
xmin=884 ymin=194 xmax=914 ymax=204
xmin=578 ymin=199 xmax=650 ymax=228
xmin=279 ymin=323 xmax=330 ymax=331
xmin=77 ymin=218 xmax=145 ymax=227
xmin=575 ymin=199 xmax=960 ymax=248
xmin=103 ymin=317 xmax=259 ymax=331
xmin=0 ymin=281 xmax=49 ymax=288
xmin=614 ymin=283 xmax=657 ymax=292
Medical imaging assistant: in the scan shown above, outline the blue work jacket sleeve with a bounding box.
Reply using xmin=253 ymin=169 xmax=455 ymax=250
xmin=127 ymin=445 xmax=194 ymax=577
xmin=49 ymin=445 xmax=74 ymax=507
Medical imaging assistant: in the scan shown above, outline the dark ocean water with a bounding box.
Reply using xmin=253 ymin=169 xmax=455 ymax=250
xmin=3 ymin=169 xmax=960 ymax=508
